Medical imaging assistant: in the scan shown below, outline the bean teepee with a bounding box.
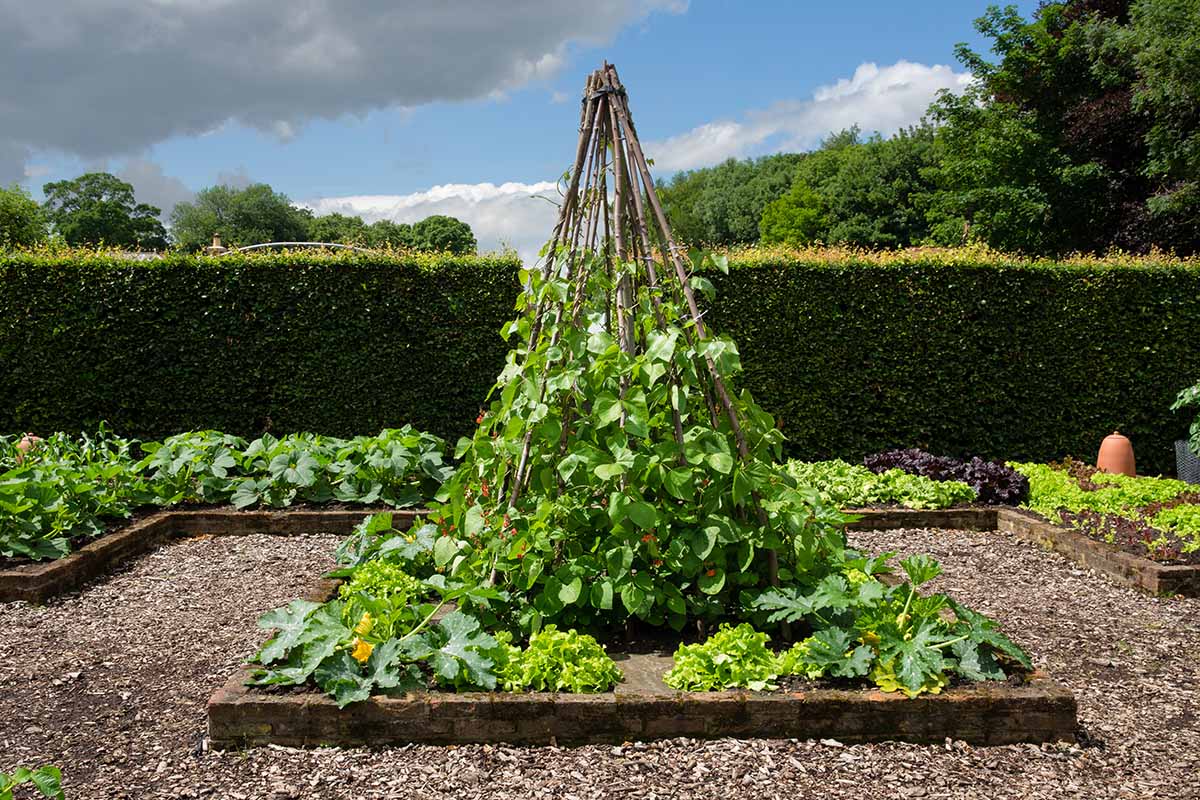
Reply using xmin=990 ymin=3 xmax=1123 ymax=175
xmin=439 ymin=63 xmax=839 ymax=633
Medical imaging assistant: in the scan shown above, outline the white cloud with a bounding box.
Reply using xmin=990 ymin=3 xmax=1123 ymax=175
xmin=301 ymin=181 xmax=562 ymax=263
xmin=115 ymin=159 xmax=196 ymax=218
xmin=0 ymin=0 xmax=686 ymax=182
xmin=646 ymin=61 xmax=972 ymax=172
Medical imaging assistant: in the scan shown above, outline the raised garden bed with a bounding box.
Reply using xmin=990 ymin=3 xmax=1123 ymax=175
xmin=206 ymin=505 xmax=1081 ymax=750
xmin=997 ymin=508 xmax=1200 ymax=596
xmin=846 ymin=506 xmax=1200 ymax=596
xmin=0 ymin=508 xmax=426 ymax=604
xmin=207 ymin=656 xmax=1076 ymax=748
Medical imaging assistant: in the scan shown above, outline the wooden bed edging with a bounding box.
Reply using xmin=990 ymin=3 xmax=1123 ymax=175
xmin=0 ymin=508 xmax=427 ymax=604
xmin=7 ymin=503 xmax=1195 ymax=604
xmin=994 ymin=508 xmax=1200 ymax=596
xmin=844 ymin=507 xmax=998 ymax=531
xmin=207 ymin=658 xmax=1077 ymax=749
xmin=842 ymin=505 xmax=1200 ymax=597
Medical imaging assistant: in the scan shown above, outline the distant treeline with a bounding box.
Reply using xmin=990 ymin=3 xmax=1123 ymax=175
xmin=657 ymin=0 xmax=1199 ymax=257
xmin=0 ymin=176 xmax=476 ymax=254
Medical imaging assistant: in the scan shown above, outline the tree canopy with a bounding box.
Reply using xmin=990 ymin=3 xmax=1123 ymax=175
xmin=662 ymin=0 xmax=1199 ymax=256
xmin=170 ymin=184 xmax=311 ymax=250
xmin=41 ymin=172 xmax=167 ymax=250
xmin=0 ymin=185 xmax=47 ymax=248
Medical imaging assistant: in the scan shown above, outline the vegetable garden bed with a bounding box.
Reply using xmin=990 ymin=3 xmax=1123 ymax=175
xmin=845 ymin=506 xmax=1200 ymax=596
xmin=997 ymin=508 xmax=1200 ymax=596
xmin=0 ymin=508 xmax=426 ymax=603
xmin=208 ymin=656 xmax=1075 ymax=749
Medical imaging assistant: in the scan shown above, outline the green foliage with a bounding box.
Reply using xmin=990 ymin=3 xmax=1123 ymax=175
xmin=751 ymin=553 xmax=1030 ymax=697
xmin=364 ymin=220 xmax=415 ymax=248
xmin=664 ymin=623 xmax=782 ymax=691
xmin=436 ymin=250 xmax=847 ymax=636
xmin=41 ymin=173 xmax=166 ymax=249
xmin=759 ymin=126 xmax=938 ymax=249
xmin=0 ymin=185 xmax=48 ymax=249
xmin=136 ymin=431 xmax=246 ymax=504
xmin=783 ymin=459 xmax=976 ymax=509
xmin=306 ymin=213 xmax=367 ymax=244
xmin=1012 ymin=459 xmax=1200 ymax=554
xmin=663 ymin=552 xmax=1030 ymax=697
xmin=169 ymin=183 xmax=311 ymax=250
xmin=924 ymin=0 xmax=1198 ymax=255
xmin=816 ymin=127 xmax=937 ymax=248
xmin=407 ymin=215 xmax=476 ymax=255
xmin=759 ymin=180 xmax=825 ymax=247
xmin=658 ymin=154 xmax=803 ymax=246
xmin=1129 ymin=0 xmax=1200 ymax=246
xmin=1 ymin=427 xmax=447 ymax=562
xmin=703 ymin=251 xmax=1200 ymax=476
xmin=6 ymin=248 xmax=1198 ymax=477
xmin=338 ymin=561 xmax=423 ymax=606
xmin=497 ymin=625 xmax=622 ymax=692
xmin=1151 ymin=504 xmax=1200 ymax=551
xmin=1010 ymin=461 xmax=1193 ymax=520
xmin=0 ymin=765 xmax=64 ymax=800
xmin=1171 ymin=379 xmax=1200 ymax=457
xmin=0 ymin=428 xmax=150 ymax=560
xmin=138 ymin=427 xmax=449 ymax=509
xmin=251 ymin=578 xmax=508 ymax=707
xmin=0 ymin=249 xmax=519 ymax=444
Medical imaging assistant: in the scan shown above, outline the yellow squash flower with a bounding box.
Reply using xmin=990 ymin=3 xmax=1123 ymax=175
xmin=354 ymin=611 xmax=373 ymax=637
xmin=351 ymin=637 xmax=374 ymax=664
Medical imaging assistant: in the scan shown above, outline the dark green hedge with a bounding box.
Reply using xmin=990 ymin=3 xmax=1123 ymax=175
xmin=709 ymin=254 xmax=1200 ymax=475
xmin=0 ymin=251 xmax=521 ymax=444
xmin=3 ymin=249 xmax=1198 ymax=474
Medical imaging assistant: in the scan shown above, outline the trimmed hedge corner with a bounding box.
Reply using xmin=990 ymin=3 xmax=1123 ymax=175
xmin=0 ymin=250 xmax=520 ymax=443
xmin=2 ymin=248 xmax=1199 ymax=474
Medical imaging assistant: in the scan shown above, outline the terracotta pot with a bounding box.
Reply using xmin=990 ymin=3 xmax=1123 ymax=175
xmin=1096 ymin=431 xmax=1136 ymax=477
xmin=15 ymin=433 xmax=42 ymax=465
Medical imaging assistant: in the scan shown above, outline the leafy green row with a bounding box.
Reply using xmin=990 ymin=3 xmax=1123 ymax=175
xmin=1010 ymin=461 xmax=1200 ymax=554
xmin=252 ymin=511 xmax=1029 ymax=704
xmin=783 ymin=459 xmax=976 ymax=510
xmin=251 ymin=515 xmax=622 ymax=706
xmin=139 ymin=428 xmax=450 ymax=508
xmin=1010 ymin=462 xmax=1194 ymax=520
xmin=0 ymin=427 xmax=449 ymax=561
xmin=665 ymin=553 xmax=1030 ymax=697
xmin=0 ymin=430 xmax=150 ymax=560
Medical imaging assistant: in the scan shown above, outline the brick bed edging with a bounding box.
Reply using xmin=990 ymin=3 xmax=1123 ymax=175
xmin=0 ymin=508 xmax=427 ymax=604
xmin=207 ymin=663 xmax=1077 ymax=748
xmin=994 ymin=508 xmax=1200 ymax=596
xmin=843 ymin=507 xmax=998 ymax=532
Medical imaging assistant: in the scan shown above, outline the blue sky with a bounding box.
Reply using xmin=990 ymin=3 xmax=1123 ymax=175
xmin=4 ymin=0 xmax=1039 ymax=256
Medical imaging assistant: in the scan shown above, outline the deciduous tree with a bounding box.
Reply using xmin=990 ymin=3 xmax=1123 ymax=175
xmin=41 ymin=172 xmax=166 ymax=249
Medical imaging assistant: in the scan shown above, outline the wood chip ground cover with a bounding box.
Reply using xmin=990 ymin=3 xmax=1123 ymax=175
xmin=2 ymin=529 xmax=1197 ymax=799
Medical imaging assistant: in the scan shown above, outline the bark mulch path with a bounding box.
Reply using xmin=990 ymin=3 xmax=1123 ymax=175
xmin=2 ymin=528 xmax=1198 ymax=800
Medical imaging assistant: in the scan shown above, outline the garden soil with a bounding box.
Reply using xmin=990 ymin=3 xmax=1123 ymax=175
xmin=2 ymin=529 xmax=1197 ymax=799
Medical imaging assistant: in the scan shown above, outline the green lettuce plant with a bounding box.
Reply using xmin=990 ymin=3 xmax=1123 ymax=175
xmin=664 ymin=623 xmax=781 ymax=691
xmin=784 ymin=459 xmax=976 ymax=509
xmin=498 ymin=625 xmax=622 ymax=692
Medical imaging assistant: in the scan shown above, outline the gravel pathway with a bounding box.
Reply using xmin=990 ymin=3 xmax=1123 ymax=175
xmin=2 ymin=528 xmax=1198 ymax=800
